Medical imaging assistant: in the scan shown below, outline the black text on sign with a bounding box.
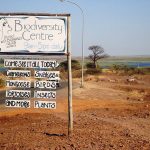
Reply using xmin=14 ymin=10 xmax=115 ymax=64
xmin=4 ymin=59 xmax=59 ymax=68
xmin=34 ymin=71 xmax=60 ymax=80
xmin=5 ymin=100 xmax=30 ymax=108
xmin=6 ymin=90 xmax=31 ymax=98
xmin=34 ymin=101 xmax=56 ymax=109
xmin=6 ymin=80 xmax=31 ymax=88
xmin=7 ymin=70 xmax=31 ymax=78
xmin=34 ymin=91 xmax=56 ymax=99
xmin=34 ymin=81 xmax=56 ymax=89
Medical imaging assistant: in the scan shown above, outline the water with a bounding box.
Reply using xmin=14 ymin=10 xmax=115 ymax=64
xmin=100 ymin=61 xmax=150 ymax=69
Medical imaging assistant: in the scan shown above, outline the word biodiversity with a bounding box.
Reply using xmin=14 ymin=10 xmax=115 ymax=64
xmin=14 ymin=19 xmax=63 ymax=41
xmin=4 ymin=59 xmax=59 ymax=68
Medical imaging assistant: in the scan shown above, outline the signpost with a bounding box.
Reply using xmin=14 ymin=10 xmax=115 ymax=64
xmin=0 ymin=13 xmax=73 ymax=135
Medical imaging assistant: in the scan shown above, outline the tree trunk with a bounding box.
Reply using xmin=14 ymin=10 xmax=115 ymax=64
xmin=93 ymin=59 xmax=96 ymax=68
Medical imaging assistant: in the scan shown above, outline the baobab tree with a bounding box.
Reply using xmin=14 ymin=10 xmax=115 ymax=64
xmin=88 ymin=45 xmax=108 ymax=68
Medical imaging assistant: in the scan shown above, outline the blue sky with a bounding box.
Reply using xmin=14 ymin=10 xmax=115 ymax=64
xmin=0 ymin=0 xmax=150 ymax=56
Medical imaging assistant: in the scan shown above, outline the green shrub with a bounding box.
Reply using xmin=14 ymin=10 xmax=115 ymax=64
xmin=86 ymin=62 xmax=96 ymax=69
xmin=86 ymin=68 xmax=102 ymax=75
xmin=59 ymin=60 xmax=81 ymax=71
xmin=110 ymin=64 xmax=149 ymax=75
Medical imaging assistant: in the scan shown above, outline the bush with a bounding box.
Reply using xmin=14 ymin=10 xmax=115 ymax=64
xmin=0 ymin=78 xmax=5 ymax=88
xmin=86 ymin=62 xmax=96 ymax=69
xmin=86 ymin=68 xmax=102 ymax=75
xmin=142 ymin=68 xmax=150 ymax=74
xmin=59 ymin=60 xmax=81 ymax=71
xmin=110 ymin=64 xmax=148 ymax=75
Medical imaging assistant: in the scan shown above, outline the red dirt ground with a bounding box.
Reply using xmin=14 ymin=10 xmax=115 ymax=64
xmin=0 ymin=74 xmax=150 ymax=150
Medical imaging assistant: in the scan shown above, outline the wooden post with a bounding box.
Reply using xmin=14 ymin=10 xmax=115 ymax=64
xmin=67 ymin=16 xmax=73 ymax=135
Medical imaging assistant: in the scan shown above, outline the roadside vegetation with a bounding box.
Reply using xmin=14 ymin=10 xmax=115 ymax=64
xmin=59 ymin=59 xmax=82 ymax=79
xmin=110 ymin=64 xmax=150 ymax=75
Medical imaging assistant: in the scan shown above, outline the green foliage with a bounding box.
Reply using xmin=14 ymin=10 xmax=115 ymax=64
xmin=110 ymin=64 xmax=150 ymax=75
xmin=86 ymin=62 xmax=96 ymax=69
xmin=59 ymin=60 xmax=81 ymax=71
xmin=0 ymin=78 xmax=5 ymax=88
xmin=86 ymin=68 xmax=102 ymax=75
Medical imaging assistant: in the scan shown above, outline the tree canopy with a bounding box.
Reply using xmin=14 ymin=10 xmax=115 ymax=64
xmin=88 ymin=45 xmax=108 ymax=68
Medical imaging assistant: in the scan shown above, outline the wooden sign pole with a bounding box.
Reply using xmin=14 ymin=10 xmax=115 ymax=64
xmin=67 ymin=16 xmax=73 ymax=136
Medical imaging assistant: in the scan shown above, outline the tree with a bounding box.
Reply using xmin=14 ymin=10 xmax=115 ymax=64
xmin=88 ymin=45 xmax=108 ymax=68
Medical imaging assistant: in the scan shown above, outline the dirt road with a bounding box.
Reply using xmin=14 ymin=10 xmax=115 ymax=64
xmin=0 ymin=74 xmax=150 ymax=150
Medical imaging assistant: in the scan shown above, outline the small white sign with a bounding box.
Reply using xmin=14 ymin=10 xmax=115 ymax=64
xmin=6 ymin=80 xmax=31 ymax=88
xmin=7 ymin=70 xmax=31 ymax=77
xmin=34 ymin=81 xmax=56 ymax=89
xmin=5 ymin=100 xmax=30 ymax=108
xmin=34 ymin=90 xmax=56 ymax=99
xmin=4 ymin=59 xmax=59 ymax=68
xmin=34 ymin=71 xmax=59 ymax=80
xmin=34 ymin=101 xmax=56 ymax=109
xmin=6 ymin=90 xmax=31 ymax=98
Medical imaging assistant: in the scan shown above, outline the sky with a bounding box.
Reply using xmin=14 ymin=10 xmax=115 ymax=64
xmin=0 ymin=0 xmax=150 ymax=56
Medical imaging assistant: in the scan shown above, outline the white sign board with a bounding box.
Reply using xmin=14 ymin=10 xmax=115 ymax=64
xmin=7 ymin=70 xmax=31 ymax=77
xmin=5 ymin=100 xmax=30 ymax=108
xmin=34 ymin=101 xmax=56 ymax=109
xmin=34 ymin=91 xmax=56 ymax=99
xmin=6 ymin=90 xmax=31 ymax=98
xmin=34 ymin=71 xmax=59 ymax=80
xmin=34 ymin=81 xmax=56 ymax=89
xmin=6 ymin=80 xmax=31 ymax=88
xmin=0 ymin=15 xmax=67 ymax=54
xmin=4 ymin=59 xmax=59 ymax=68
